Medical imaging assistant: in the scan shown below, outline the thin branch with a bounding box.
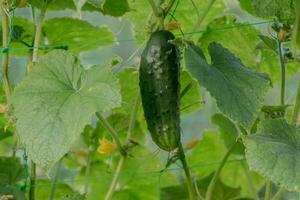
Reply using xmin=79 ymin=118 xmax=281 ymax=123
xmin=49 ymin=159 xmax=62 ymax=200
xmin=32 ymin=3 xmax=47 ymax=64
xmin=96 ymin=113 xmax=126 ymax=156
xmin=29 ymin=161 xmax=36 ymax=200
xmin=278 ymin=40 xmax=286 ymax=105
xmin=205 ymin=142 xmax=236 ymax=200
xmin=103 ymin=94 xmax=140 ymax=200
xmin=1 ymin=0 xmax=11 ymax=102
xmin=264 ymin=181 xmax=272 ymax=200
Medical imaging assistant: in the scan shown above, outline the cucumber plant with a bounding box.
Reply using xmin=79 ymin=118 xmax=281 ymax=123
xmin=0 ymin=0 xmax=299 ymax=200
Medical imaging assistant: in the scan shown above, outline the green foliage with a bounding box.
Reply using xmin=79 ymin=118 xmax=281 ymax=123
xmin=43 ymin=17 xmax=115 ymax=52
xmin=0 ymin=157 xmax=24 ymax=186
xmin=35 ymin=179 xmax=74 ymax=200
xmin=60 ymin=193 xmax=87 ymax=200
xmin=252 ymin=0 xmax=298 ymax=23
xmin=212 ymin=113 xmax=245 ymax=155
xmin=245 ymin=119 xmax=300 ymax=191
xmin=12 ymin=50 xmax=121 ymax=170
xmin=185 ymin=42 xmax=270 ymax=129
xmin=161 ymin=173 xmax=241 ymax=200
xmin=0 ymin=186 xmax=26 ymax=200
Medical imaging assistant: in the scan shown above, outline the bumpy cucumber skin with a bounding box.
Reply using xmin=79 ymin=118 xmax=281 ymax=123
xmin=139 ymin=30 xmax=180 ymax=152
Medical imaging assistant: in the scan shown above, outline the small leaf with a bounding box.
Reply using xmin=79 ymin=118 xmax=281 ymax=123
xmin=12 ymin=50 xmax=121 ymax=170
xmin=257 ymin=35 xmax=277 ymax=52
xmin=102 ymin=0 xmax=130 ymax=16
xmin=245 ymin=119 xmax=300 ymax=191
xmin=185 ymin=42 xmax=270 ymax=129
xmin=97 ymin=139 xmax=116 ymax=154
xmin=212 ymin=113 xmax=245 ymax=155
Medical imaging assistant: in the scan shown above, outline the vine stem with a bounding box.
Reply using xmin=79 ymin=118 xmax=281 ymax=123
xmin=103 ymin=94 xmax=140 ymax=200
xmin=178 ymin=144 xmax=197 ymax=200
xmin=205 ymin=142 xmax=236 ymax=200
xmin=32 ymin=4 xmax=47 ymax=64
xmin=147 ymin=0 xmax=162 ymax=17
xmin=49 ymin=159 xmax=62 ymax=200
xmin=1 ymin=0 xmax=11 ymax=102
xmin=29 ymin=161 xmax=36 ymax=200
xmin=241 ymin=161 xmax=259 ymax=200
xmin=292 ymin=3 xmax=300 ymax=124
xmin=96 ymin=113 xmax=126 ymax=156
xmin=271 ymin=188 xmax=285 ymax=200
xmin=278 ymin=40 xmax=286 ymax=106
xmin=84 ymin=146 xmax=92 ymax=194
xmin=264 ymin=181 xmax=272 ymax=200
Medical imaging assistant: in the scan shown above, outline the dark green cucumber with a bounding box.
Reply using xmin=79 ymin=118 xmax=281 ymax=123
xmin=139 ymin=30 xmax=180 ymax=152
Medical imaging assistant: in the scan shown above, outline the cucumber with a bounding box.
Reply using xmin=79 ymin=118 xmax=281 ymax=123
xmin=139 ymin=30 xmax=180 ymax=152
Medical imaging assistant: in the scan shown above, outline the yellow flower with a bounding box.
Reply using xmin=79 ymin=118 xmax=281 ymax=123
xmin=278 ymin=29 xmax=287 ymax=42
xmin=97 ymin=139 xmax=116 ymax=154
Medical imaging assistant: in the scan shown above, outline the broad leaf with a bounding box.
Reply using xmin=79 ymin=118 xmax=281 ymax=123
xmin=43 ymin=17 xmax=115 ymax=53
xmin=212 ymin=113 xmax=245 ymax=155
xmin=252 ymin=0 xmax=298 ymax=23
xmin=28 ymin=0 xmax=76 ymax=10
xmin=185 ymin=42 xmax=270 ymax=129
xmin=245 ymin=119 xmax=300 ymax=191
xmin=12 ymin=50 xmax=121 ymax=169
xmin=0 ymin=157 xmax=24 ymax=186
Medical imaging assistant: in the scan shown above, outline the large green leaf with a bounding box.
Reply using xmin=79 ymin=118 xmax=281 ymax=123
xmin=0 ymin=157 xmax=24 ymax=186
xmin=185 ymin=42 xmax=270 ymax=129
xmin=43 ymin=17 xmax=115 ymax=53
xmin=245 ymin=119 xmax=300 ymax=191
xmin=212 ymin=113 xmax=245 ymax=155
xmin=252 ymin=0 xmax=298 ymax=23
xmin=12 ymin=50 xmax=121 ymax=170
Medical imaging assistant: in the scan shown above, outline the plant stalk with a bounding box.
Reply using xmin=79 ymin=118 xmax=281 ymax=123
xmin=1 ymin=0 xmax=11 ymax=102
xmin=271 ymin=187 xmax=285 ymax=200
xmin=29 ymin=161 xmax=36 ymax=200
xmin=96 ymin=113 xmax=126 ymax=156
xmin=264 ymin=181 xmax=272 ymax=200
xmin=278 ymin=40 xmax=286 ymax=105
xmin=241 ymin=161 xmax=259 ymax=200
xmin=205 ymin=142 xmax=237 ymax=200
xmin=178 ymin=144 xmax=197 ymax=200
xmin=292 ymin=4 xmax=300 ymax=124
xmin=32 ymin=4 xmax=47 ymax=63
xmin=103 ymin=94 xmax=140 ymax=200
xmin=49 ymin=159 xmax=62 ymax=200
xmin=84 ymin=146 xmax=92 ymax=194
xmin=147 ymin=0 xmax=162 ymax=17
xmin=104 ymin=156 xmax=125 ymax=200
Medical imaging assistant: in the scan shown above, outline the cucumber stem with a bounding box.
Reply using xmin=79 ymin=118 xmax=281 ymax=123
xmin=49 ymin=159 xmax=62 ymax=200
xmin=32 ymin=3 xmax=47 ymax=64
xmin=264 ymin=181 xmax=272 ymax=200
xmin=1 ymin=0 xmax=11 ymax=102
xmin=29 ymin=161 xmax=36 ymax=200
xmin=278 ymin=40 xmax=286 ymax=106
xmin=271 ymin=187 xmax=285 ymax=200
xmin=96 ymin=113 xmax=126 ymax=156
xmin=178 ymin=144 xmax=197 ymax=200
xmin=103 ymin=94 xmax=140 ymax=200
xmin=205 ymin=142 xmax=236 ymax=200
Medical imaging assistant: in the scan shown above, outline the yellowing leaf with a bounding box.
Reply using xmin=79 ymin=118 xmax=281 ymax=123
xmin=0 ymin=105 xmax=9 ymax=113
xmin=165 ymin=22 xmax=181 ymax=31
xmin=184 ymin=139 xmax=199 ymax=150
xmin=97 ymin=139 xmax=116 ymax=154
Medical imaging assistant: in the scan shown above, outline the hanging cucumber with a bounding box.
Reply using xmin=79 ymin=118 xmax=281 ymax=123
xmin=139 ymin=30 xmax=181 ymax=152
